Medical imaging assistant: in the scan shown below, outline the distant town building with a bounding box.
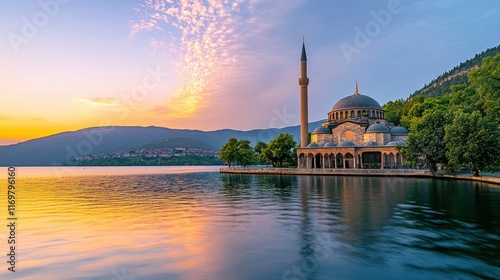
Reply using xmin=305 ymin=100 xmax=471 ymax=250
xmin=297 ymin=42 xmax=408 ymax=169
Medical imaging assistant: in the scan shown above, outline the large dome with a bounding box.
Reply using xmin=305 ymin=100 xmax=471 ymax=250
xmin=332 ymin=94 xmax=382 ymax=111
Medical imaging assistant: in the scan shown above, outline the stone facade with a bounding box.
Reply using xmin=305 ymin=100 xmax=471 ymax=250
xmin=296 ymin=43 xmax=409 ymax=169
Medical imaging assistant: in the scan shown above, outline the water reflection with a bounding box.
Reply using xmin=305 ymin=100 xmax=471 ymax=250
xmin=1 ymin=169 xmax=499 ymax=279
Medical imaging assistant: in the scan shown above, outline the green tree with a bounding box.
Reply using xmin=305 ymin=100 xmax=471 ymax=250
xmin=260 ymin=133 xmax=297 ymax=167
xmin=444 ymin=111 xmax=500 ymax=176
xmin=219 ymin=137 xmax=239 ymax=167
xmin=468 ymin=53 xmax=500 ymax=123
xmin=401 ymin=109 xmax=451 ymax=174
xmin=449 ymin=84 xmax=481 ymax=114
xmin=254 ymin=141 xmax=268 ymax=163
xmin=236 ymin=139 xmax=255 ymax=167
xmin=382 ymin=99 xmax=406 ymax=125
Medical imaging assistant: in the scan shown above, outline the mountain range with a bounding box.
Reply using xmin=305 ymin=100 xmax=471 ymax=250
xmin=0 ymin=121 xmax=324 ymax=166
xmin=3 ymin=44 xmax=499 ymax=166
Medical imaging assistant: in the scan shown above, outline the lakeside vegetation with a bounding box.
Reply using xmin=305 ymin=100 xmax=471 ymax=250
xmin=384 ymin=53 xmax=500 ymax=176
xmin=219 ymin=133 xmax=297 ymax=168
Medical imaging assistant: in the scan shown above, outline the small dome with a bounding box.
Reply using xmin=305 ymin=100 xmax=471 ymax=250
xmin=324 ymin=142 xmax=337 ymax=147
xmin=338 ymin=141 xmax=355 ymax=147
xmin=386 ymin=140 xmax=406 ymax=146
xmin=332 ymin=94 xmax=382 ymax=111
xmin=312 ymin=126 xmax=331 ymax=134
xmin=366 ymin=123 xmax=389 ymax=133
xmin=364 ymin=141 xmax=378 ymax=146
xmin=307 ymin=142 xmax=319 ymax=148
xmin=390 ymin=126 xmax=409 ymax=136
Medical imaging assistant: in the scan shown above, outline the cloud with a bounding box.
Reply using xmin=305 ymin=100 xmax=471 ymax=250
xmin=77 ymin=97 xmax=121 ymax=107
xmin=129 ymin=0 xmax=303 ymax=125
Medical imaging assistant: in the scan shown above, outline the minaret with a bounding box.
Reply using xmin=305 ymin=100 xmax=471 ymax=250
xmin=298 ymin=39 xmax=309 ymax=147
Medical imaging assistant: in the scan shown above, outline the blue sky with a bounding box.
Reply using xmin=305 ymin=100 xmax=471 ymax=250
xmin=0 ymin=0 xmax=499 ymax=144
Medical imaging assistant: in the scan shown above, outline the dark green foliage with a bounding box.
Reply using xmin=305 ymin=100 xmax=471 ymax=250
xmin=382 ymin=99 xmax=405 ymax=125
xmin=254 ymin=141 xmax=268 ymax=163
xmin=259 ymin=133 xmax=297 ymax=167
xmin=220 ymin=138 xmax=256 ymax=167
xmin=445 ymin=111 xmax=500 ymax=176
xmin=401 ymin=109 xmax=451 ymax=174
xmin=469 ymin=53 xmax=500 ymax=123
xmin=399 ymin=47 xmax=500 ymax=175
xmin=220 ymin=137 xmax=239 ymax=167
xmin=236 ymin=140 xmax=256 ymax=167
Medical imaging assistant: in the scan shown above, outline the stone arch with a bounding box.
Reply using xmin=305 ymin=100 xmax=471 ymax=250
xmin=345 ymin=153 xmax=354 ymax=169
xmin=315 ymin=154 xmax=322 ymax=169
xmin=307 ymin=153 xmax=314 ymax=169
xmin=330 ymin=153 xmax=336 ymax=168
xmin=298 ymin=153 xmax=306 ymax=168
xmin=336 ymin=153 xmax=344 ymax=168
xmin=323 ymin=153 xmax=330 ymax=168
xmin=396 ymin=152 xmax=402 ymax=168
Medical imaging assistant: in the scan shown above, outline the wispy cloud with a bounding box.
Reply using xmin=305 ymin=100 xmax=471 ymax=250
xmin=129 ymin=0 xmax=302 ymax=124
xmin=77 ymin=97 xmax=121 ymax=107
xmin=131 ymin=0 xmax=253 ymax=117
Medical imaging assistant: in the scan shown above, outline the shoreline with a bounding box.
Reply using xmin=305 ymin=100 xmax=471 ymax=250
xmin=220 ymin=167 xmax=500 ymax=186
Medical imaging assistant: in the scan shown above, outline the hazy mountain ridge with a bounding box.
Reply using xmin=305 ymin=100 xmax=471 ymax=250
xmin=0 ymin=121 xmax=324 ymax=166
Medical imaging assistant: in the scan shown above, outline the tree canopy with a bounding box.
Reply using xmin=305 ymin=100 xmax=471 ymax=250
xmin=257 ymin=133 xmax=297 ymax=167
xmin=445 ymin=111 xmax=500 ymax=176
xmin=385 ymin=51 xmax=500 ymax=176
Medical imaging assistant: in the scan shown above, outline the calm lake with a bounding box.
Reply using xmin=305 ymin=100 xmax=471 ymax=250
xmin=1 ymin=166 xmax=499 ymax=279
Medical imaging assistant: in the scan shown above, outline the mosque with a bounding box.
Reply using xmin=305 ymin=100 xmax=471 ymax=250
xmin=296 ymin=42 xmax=409 ymax=169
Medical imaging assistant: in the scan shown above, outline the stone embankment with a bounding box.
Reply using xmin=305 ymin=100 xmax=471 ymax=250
xmin=220 ymin=167 xmax=500 ymax=185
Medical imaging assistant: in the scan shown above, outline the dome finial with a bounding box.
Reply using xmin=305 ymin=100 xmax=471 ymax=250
xmin=355 ymin=82 xmax=359 ymax=95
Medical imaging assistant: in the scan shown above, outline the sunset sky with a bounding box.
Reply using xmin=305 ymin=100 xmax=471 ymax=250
xmin=1 ymin=0 xmax=499 ymax=145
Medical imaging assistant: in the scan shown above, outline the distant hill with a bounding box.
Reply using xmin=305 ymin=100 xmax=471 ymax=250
xmin=132 ymin=137 xmax=218 ymax=151
xmin=0 ymin=121 xmax=324 ymax=166
xmin=411 ymin=44 xmax=500 ymax=98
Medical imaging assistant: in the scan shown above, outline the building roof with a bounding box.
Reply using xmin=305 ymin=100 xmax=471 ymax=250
xmin=331 ymin=94 xmax=382 ymax=111
xmin=363 ymin=141 xmax=379 ymax=146
xmin=386 ymin=140 xmax=406 ymax=146
xmin=365 ymin=123 xmax=389 ymax=133
xmin=324 ymin=142 xmax=337 ymax=147
xmin=312 ymin=126 xmax=331 ymax=134
xmin=338 ymin=141 xmax=355 ymax=147
xmin=390 ymin=126 xmax=409 ymax=136
xmin=307 ymin=142 xmax=319 ymax=148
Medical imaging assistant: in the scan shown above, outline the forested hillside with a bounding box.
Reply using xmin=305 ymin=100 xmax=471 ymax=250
xmin=411 ymin=45 xmax=500 ymax=98
xmin=383 ymin=51 xmax=500 ymax=176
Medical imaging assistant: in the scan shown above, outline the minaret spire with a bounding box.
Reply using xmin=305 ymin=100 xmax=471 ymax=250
xmin=355 ymin=82 xmax=359 ymax=95
xmin=301 ymin=36 xmax=307 ymax=61
xmin=298 ymin=38 xmax=309 ymax=148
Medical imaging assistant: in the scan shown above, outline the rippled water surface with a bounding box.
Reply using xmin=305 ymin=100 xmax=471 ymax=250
xmin=2 ymin=166 xmax=500 ymax=279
